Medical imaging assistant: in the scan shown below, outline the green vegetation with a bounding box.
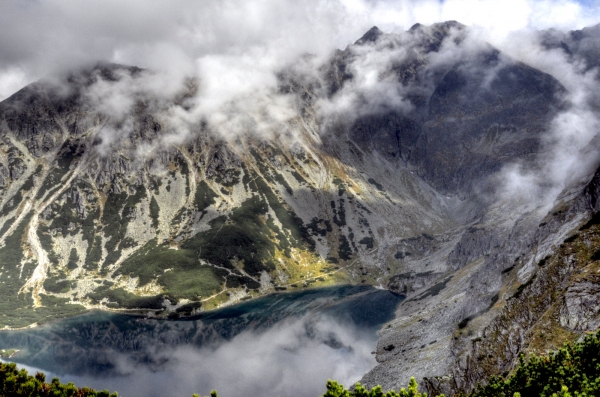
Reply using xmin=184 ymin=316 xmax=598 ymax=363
xmin=273 ymin=171 xmax=293 ymax=195
xmin=214 ymin=168 xmax=241 ymax=188
xmin=42 ymin=275 xmax=70 ymax=294
xmin=117 ymin=173 xmax=316 ymax=301
xmin=101 ymin=187 xmax=147 ymax=269
xmin=66 ymin=248 xmax=79 ymax=270
xmin=0 ymin=362 xmax=118 ymax=397
xmin=149 ymin=196 xmax=160 ymax=228
xmin=0 ymin=215 xmax=35 ymax=328
xmin=0 ymin=191 xmax=23 ymax=217
xmin=332 ymin=177 xmax=346 ymax=196
xmin=36 ymin=165 xmax=69 ymax=201
xmin=307 ymin=218 xmax=331 ymax=237
xmin=331 ymin=200 xmax=347 ymax=227
xmin=0 ymin=349 xmax=19 ymax=359
xmin=291 ymin=170 xmax=308 ymax=185
xmin=84 ymin=236 xmax=103 ymax=271
xmin=253 ymin=176 xmax=313 ymax=251
xmin=47 ymin=200 xmax=77 ymax=232
xmin=116 ymin=239 xmax=227 ymax=300
xmin=194 ymin=180 xmax=218 ymax=212
xmin=161 ymin=267 xmax=227 ymax=299
xmin=0 ymin=216 xmax=15 ymax=237
xmin=36 ymin=226 xmax=59 ymax=265
xmin=579 ymin=210 xmax=600 ymax=230
xmin=324 ymin=331 xmax=600 ymax=397
xmin=510 ymin=275 xmax=537 ymax=299
xmin=20 ymin=175 xmax=35 ymax=193
xmin=185 ymin=196 xmax=277 ymax=276
xmin=323 ymin=377 xmax=433 ymax=397
xmin=86 ymin=287 xmax=165 ymax=309
xmin=466 ymin=330 xmax=600 ymax=397
xmin=563 ymin=233 xmax=579 ymax=243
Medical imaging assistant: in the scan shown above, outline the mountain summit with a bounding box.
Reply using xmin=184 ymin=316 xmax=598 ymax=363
xmin=354 ymin=26 xmax=383 ymax=45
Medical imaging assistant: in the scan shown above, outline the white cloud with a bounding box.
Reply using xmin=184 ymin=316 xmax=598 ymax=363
xmin=0 ymin=67 xmax=28 ymax=101
xmin=4 ymin=314 xmax=378 ymax=397
xmin=2 ymin=0 xmax=600 ymax=101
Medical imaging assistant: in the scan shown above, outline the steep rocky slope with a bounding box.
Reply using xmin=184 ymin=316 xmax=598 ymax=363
xmin=360 ymin=23 xmax=600 ymax=395
xmin=1 ymin=20 xmax=599 ymax=396
xmin=0 ymin=57 xmax=457 ymax=328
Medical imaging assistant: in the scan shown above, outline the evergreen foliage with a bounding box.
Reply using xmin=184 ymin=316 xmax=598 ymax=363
xmin=0 ymin=362 xmax=117 ymax=397
xmin=467 ymin=330 xmax=600 ymax=397
xmin=322 ymin=331 xmax=600 ymax=397
xmin=322 ymin=377 xmax=437 ymax=397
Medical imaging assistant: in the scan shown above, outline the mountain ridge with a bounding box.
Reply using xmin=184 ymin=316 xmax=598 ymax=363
xmin=1 ymin=21 xmax=600 ymax=396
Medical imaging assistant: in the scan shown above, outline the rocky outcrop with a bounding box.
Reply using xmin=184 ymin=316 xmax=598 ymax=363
xmin=560 ymin=279 xmax=600 ymax=331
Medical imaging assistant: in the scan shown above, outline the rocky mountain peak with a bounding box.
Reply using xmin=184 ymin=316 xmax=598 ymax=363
xmin=354 ymin=26 xmax=383 ymax=45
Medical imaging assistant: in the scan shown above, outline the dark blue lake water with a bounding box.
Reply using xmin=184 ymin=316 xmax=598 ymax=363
xmin=0 ymin=285 xmax=402 ymax=397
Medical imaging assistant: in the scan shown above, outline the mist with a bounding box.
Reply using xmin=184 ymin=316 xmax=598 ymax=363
xmin=0 ymin=286 xmax=403 ymax=397
xmin=2 ymin=313 xmax=380 ymax=397
xmin=70 ymin=314 xmax=376 ymax=397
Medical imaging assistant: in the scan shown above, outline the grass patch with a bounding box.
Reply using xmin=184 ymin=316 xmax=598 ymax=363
xmin=43 ymin=277 xmax=70 ymax=294
xmin=0 ymin=215 xmax=34 ymax=327
xmin=84 ymin=236 xmax=103 ymax=271
xmin=66 ymin=248 xmax=79 ymax=270
xmin=0 ymin=191 xmax=23 ymax=217
xmin=332 ymin=199 xmax=346 ymax=227
xmin=194 ymin=180 xmax=218 ymax=211
xmin=86 ymin=287 xmax=165 ymax=309
xmin=160 ymin=267 xmax=225 ymax=300
xmin=183 ymin=195 xmax=278 ymax=276
xmin=291 ymin=170 xmax=307 ymax=185
xmin=0 ymin=216 xmax=15 ymax=236
xmin=117 ymin=239 xmax=228 ymax=300
xmin=214 ymin=168 xmax=241 ymax=188
xmin=332 ymin=177 xmax=346 ymax=196
xmin=273 ymin=171 xmax=293 ymax=195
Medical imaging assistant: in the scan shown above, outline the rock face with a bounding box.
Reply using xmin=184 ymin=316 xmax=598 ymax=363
xmin=1 ymin=20 xmax=600 ymax=395
xmin=422 ymin=167 xmax=600 ymax=396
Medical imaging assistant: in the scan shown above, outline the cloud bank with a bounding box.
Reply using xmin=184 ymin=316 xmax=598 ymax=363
xmin=1 ymin=0 xmax=599 ymax=214
xmin=2 ymin=0 xmax=600 ymax=101
xmin=5 ymin=313 xmax=378 ymax=397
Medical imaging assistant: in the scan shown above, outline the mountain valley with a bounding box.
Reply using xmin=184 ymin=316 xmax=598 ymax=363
xmin=1 ymin=20 xmax=600 ymax=396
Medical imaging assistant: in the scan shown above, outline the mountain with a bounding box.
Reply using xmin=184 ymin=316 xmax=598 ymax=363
xmin=1 ymin=20 xmax=600 ymax=395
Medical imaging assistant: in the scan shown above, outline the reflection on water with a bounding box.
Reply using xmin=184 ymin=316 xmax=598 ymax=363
xmin=0 ymin=285 xmax=402 ymax=397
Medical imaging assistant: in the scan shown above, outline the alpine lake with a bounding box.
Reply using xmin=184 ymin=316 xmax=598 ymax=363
xmin=0 ymin=285 xmax=403 ymax=397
